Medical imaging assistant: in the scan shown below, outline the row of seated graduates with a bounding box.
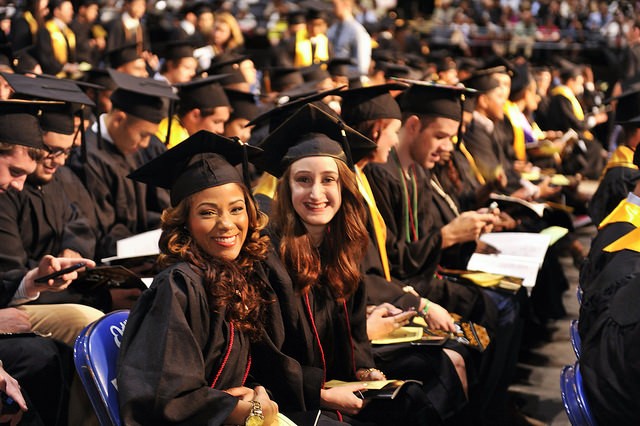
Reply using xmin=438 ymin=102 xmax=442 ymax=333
xmin=0 ymin=49 xmax=596 ymax=426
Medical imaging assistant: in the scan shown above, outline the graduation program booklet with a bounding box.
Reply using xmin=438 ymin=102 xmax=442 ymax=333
xmin=323 ymin=379 xmax=423 ymax=400
xmin=412 ymin=316 xmax=491 ymax=352
xmin=71 ymin=265 xmax=150 ymax=292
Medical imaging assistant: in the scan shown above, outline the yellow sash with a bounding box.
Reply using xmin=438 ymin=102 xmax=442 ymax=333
xmin=551 ymin=85 xmax=594 ymax=140
xmin=253 ymin=172 xmax=278 ymax=200
xmin=355 ymin=166 xmax=391 ymax=281
xmin=155 ymin=116 xmax=189 ymax=149
xmin=458 ymin=141 xmax=486 ymax=185
xmin=504 ymin=100 xmax=526 ymax=161
xmin=294 ymin=29 xmax=330 ymax=67
xmin=600 ymin=146 xmax=638 ymax=180
xmin=604 ymin=226 xmax=640 ymax=252
xmin=598 ymin=199 xmax=640 ymax=229
xmin=45 ymin=20 xmax=75 ymax=64
xmin=24 ymin=11 xmax=38 ymax=43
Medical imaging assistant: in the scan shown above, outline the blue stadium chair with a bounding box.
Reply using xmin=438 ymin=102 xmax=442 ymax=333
xmin=74 ymin=310 xmax=129 ymax=426
xmin=560 ymin=362 xmax=597 ymax=426
xmin=570 ymin=319 xmax=581 ymax=359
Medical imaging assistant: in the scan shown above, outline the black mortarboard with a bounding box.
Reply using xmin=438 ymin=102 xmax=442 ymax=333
xmin=609 ymin=88 xmax=640 ymax=124
xmin=327 ymin=57 xmax=356 ymax=77
xmin=11 ymin=45 xmax=39 ymax=74
xmin=207 ymin=53 xmax=248 ymax=86
xmin=268 ymin=66 xmax=305 ymax=92
xmin=106 ymin=42 xmax=142 ymax=69
xmin=371 ymin=49 xmax=397 ymax=64
xmin=0 ymin=100 xmax=63 ymax=149
xmin=256 ymin=103 xmax=376 ymax=178
xmin=225 ymin=88 xmax=258 ymax=122
xmin=462 ymin=66 xmax=506 ymax=92
xmin=83 ymin=68 xmax=117 ymax=91
xmin=248 ymin=85 xmax=345 ymax=130
xmin=109 ymin=69 xmax=178 ymax=123
xmin=274 ymin=79 xmax=333 ymax=104
xmin=1 ymin=72 xmax=95 ymax=106
xmin=302 ymin=64 xmax=331 ymax=82
xmin=396 ymin=79 xmax=473 ymax=121
xmin=159 ymin=39 xmax=195 ymax=61
xmin=299 ymin=0 xmax=331 ymax=21
xmin=462 ymin=89 xmax=479 ymax=113
xmin=436 ymin=56 xmax=457 ymax=73
xmin=286 ymin=8 xmax=306 ymax=26
xmin=339 ymin=83 xmax=408 ymax=126
xmin=509 ymin=63 xmax=532 ymax=100
xmin=381 ymin=62 xmax=411 ymax=80
xmin=128 ymin=130 xmax=262 ymax=206
xmin=176 ymin=75 xmax=230 ymax=111
xmin=553 ymin=57 xmax=582 ymax=81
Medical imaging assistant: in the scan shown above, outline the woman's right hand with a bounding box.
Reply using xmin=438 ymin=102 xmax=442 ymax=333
xmin=253 ymin=386 xmax=279 ymax=426
xmin=320 ymin=384 xmax=367 ymax=416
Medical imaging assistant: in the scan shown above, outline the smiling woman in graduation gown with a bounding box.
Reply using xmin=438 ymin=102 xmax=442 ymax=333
xmin=117 ymin=131 xmax=279 ymax=425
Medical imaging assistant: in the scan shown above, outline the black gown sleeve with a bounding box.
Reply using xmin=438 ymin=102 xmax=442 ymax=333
xmin=118 ymin=264 xmax=241 ymax=425
xmin=364 ymin=163 xmax=442 ymax=281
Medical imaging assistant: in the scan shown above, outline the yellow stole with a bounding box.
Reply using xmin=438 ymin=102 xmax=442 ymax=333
xmin=600 ymin=146 xmax=638 ymax=180
xmin=294 ymin=29 xmax=330 ymax=67
xmin=45 ymin=20 xmax=76 ymax=75
xmin=599 ymin=199 xmax=640 ymax=229
xmin=24 ymin=11 xmax=38 ymax=43
xmin=356 ymin=165 xmax=391 ymax=281
xmin=504 ymin=100 xmax=527 ymax=161
xmin=155 ymin=116 xmax=189 ymax=149
xmin=604 ymin=226 xmax=640 ymax=252
xmin=253 ymin=173 xmax=278 ymax=200
xmin=458 ymin=141 xmax=486 ymax=185
xmin=551 ymin=85 xmax=593 ymax=140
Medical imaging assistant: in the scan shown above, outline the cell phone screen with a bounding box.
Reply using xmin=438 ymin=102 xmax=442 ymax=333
xmin=34 ymin=262 xmax=86 ymax=283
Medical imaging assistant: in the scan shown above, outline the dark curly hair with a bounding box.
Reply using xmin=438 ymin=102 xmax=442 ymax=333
xmin=157 ymin=183 xmax=270 ymax=338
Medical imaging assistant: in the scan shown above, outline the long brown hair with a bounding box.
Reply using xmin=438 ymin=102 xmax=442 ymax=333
xmin=272 ymin=159 xmax=369 ymax=300
xmin=157 ymin=184 xmax=269 ymax=337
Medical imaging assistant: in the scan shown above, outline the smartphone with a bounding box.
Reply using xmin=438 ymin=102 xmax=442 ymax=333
xmin=0 ymin=391 xmax=20 ymax=415
xmin=34 ymin=262 xmax=86 ymax=284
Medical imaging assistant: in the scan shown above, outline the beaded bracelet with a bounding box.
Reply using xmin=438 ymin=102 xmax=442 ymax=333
xmin=421 ymin=299 xmax=430 ymax=317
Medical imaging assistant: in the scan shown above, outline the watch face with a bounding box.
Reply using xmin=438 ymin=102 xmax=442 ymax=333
xmin=245 ymin=415 xmax=264 ymax=426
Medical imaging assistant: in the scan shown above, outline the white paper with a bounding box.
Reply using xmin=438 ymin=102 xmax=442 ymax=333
xmin=101 ymin=228 xmax=162 ymax=263
xmin=478 ymin=232 xmax=550 ymax=269
xmin=467 ymin=253 xmax=540 ymax=288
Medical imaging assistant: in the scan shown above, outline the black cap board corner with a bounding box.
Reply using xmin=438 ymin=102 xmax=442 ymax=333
xmin=128 ymin=130 xmax=262 ymax=206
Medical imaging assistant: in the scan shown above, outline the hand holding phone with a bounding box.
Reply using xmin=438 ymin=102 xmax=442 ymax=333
xmin=34 ymin=262 xmax=86 ymax=284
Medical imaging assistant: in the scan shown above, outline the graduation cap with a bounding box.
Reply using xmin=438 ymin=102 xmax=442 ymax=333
xmin=327 ymin=57 xmax=356 ymax=77
xmin=552 ymin=56 xmax=582 ymax=81
xmin=248 ymin=85 xmax=345 ymax=130
xmin=299 ymin=0 xmax=332 ymax=21
xmin=128 ymin=130 xmax=263 ymax=206
xmin=108 ymin=69 xmax=178 ymax=123
xmin=11 ymin=45 xmax=39 ymax=74
xmin=224 ymin=88 xmax=258 ymax=122
xmin=286 ymin=8 xmax=306 ymax=26
xmin=106 ymin=42 xmax=143 ymax=69
xmin=395 ymin=79 xmax=474 ymax=122
xmin=608 ymin=88 xmax=640 ymax=125
xmin=461 ymin=66 xmax=508 ymax=92
xmin=462 ymin=89 xmax=479 ymax=113
xmin=380 ymin=62 xmax=411 ymax=80
xmin=436 ymin=56 xmax=457 ymax=73
xmin=509 ymin=63 xmax=532 ymax=100
xmin=0 ymin=100 xmax=64 ymax=149
xmin=158 ymin=39 xmax=196 ymax=62
xmin=268 ymin=66 xmax=305 ymax=92
xmin=83 ymin=68 xmax=116 ymax=91
xmin=207 ymin=53 xmax=248 ymax=86
xmin=339 ymin=82 xmax=409 ymax=126
xmin=256 ymin=103 xmax=376 ymax=178
xmin=176 ymin=75 xmax=230 ymax=112
xmin=1 ymin=72 xmax=95 ymax=134
xmin=302 ymin=64 xmax=331 ymax=82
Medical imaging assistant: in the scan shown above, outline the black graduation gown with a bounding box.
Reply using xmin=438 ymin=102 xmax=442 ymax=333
xmin=55 ymin=164 xmax=100 ymax=240
xmin=68 ymin=130 xmax=150 ymax=259
xmin=106 ymin=16 xmax=150 ymax=52
xmin=579 ymin=257 xmax=640 ymax=425
xmin=0 ymin=177 xmax=95 ymax=272
xmin=364 ymin=161 xmax=497 ymax=329
xmin=434 ymin=151 xmax=488 ymax=213
xmin=117 ymin=262 xmax=249 ymax=426
xmin=588 ymin=166 xmax=640 ymax=226
xmin=463 ymin=117 xmax=521 ymax=194
xmin=34 ymin=24 xmax=76 ymax=75
xmin=135 ymin=135 xmax=171 ymax=227
xmin=9 ymin=15 xmax=37 ymax=51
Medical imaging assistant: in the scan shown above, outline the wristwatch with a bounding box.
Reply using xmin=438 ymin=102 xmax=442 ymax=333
xmin=244 ymin=400 xmax=264 ymax=426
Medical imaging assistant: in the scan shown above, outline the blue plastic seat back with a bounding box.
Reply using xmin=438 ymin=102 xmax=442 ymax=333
xmin=560 ymin=362 xmax=597 ymax=426
xmin=570 ymin=319 xmax=581 ymax=359
xmin=74 ymin=310 xmax=129 ymax=426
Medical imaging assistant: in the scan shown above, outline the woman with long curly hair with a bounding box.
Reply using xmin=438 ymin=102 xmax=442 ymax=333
xmin=252 ymin=104 xmax=433 ymax=425
xmin=117 ymin=131 xmax=279 ymax=425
